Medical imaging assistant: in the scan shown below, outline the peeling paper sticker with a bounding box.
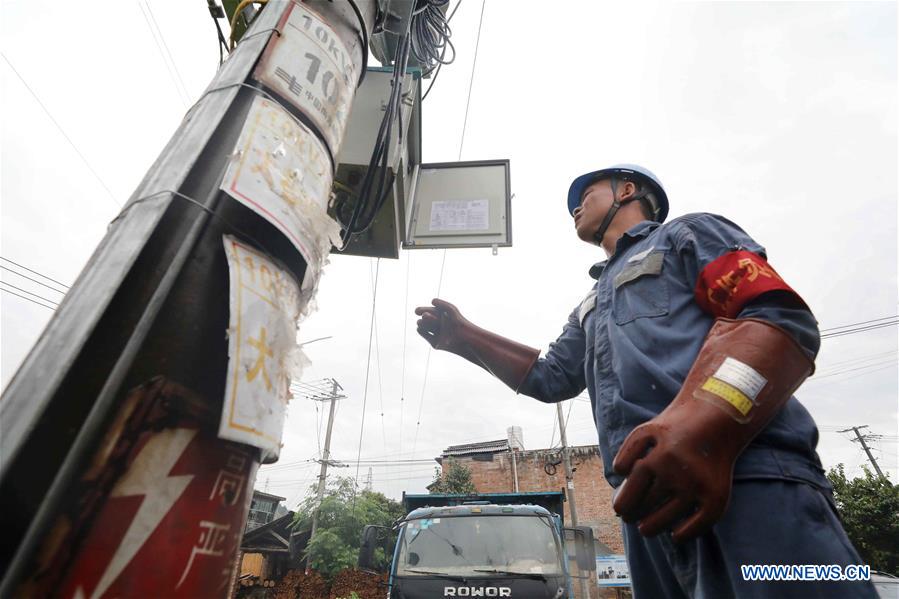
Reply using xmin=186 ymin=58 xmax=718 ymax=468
xmin=254 ymin=1 xmax=357 ymax=155
xmin=221 ymin=95 xmax=341 ymax=287
xmin=220 ymin=235 xmax=304 ymax=459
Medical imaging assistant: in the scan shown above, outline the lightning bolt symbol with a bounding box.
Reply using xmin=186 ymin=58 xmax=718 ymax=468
xmin=85 ymin=428 xmax=196 ymax=599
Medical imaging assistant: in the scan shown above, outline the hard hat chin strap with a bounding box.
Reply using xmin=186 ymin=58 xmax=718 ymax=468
xmin=592 ymin=178 xmax=645 ymax=246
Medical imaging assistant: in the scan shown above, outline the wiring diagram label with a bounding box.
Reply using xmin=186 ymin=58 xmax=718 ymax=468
xmin=429 ymin=199 xmax=490 ymax=232
xmin=221 ymin=95 xmax=340 ymax=279
xmin=254 ymin=1 xmax=357 ymax=156
xmin=220 ymin=235 xmax=302 ymax=458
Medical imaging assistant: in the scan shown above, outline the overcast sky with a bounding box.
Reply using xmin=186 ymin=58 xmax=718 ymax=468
xmin=1 ymin=0 xmax=896 ymax=509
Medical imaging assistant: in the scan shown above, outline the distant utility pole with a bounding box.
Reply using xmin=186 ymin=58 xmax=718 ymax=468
xmin=556 ymin=401 xmax=591 ymax=599
xmin=838 ymin=425 xmax=886 ymax=480
xmin=296 ymin=378 xmax=345 ymax=549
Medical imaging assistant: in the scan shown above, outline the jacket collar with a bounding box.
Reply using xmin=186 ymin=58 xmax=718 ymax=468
xmin=588 ymin=220 xmax=660 ymax=280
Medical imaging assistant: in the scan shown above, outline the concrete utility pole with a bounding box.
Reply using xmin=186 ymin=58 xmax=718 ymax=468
xmin=0 ymin=2 xmax=375 ymax=596
xmin=509 ymin=444 xmax=520 ymax=493
xmin=556 ymin=402 xmax=580 ymax=526
xmin=557 ymin=401 xmax=591 ymax=599
xmin=838 ymin=425 xmax=887 ymax=480
xmin=308 ymin=378 xmax=345 ymax=546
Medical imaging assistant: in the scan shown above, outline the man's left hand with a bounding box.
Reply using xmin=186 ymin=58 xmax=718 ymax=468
xmin=611 ymin=318 xmax=815 ymax=544
xmin=611 ymin=408 xmax=735 ymax=543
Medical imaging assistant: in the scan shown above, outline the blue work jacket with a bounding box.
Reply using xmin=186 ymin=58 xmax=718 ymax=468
xmin=519 ymin=213 xmax=829 ymax=489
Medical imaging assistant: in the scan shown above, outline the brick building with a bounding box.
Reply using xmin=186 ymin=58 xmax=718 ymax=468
xmin=435 ymin=431 xmax=624 ymax=555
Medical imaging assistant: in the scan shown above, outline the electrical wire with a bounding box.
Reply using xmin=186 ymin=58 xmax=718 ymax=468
xmin=399 ymin=253 xmax=412 ymax=461
xmin=421 ymin=0 xmax=462 ymax=101
xmin=407 ymin=0 xmax=486 ymax=483
xmin=338 ymin=30 xmax=412 ymax=241
xmin=345 ymin=0 xmax=370 ymax=86
xmin=0 ymin=258 xmax=70 ymax=289
xmin=353 ymin=258 xmax=381 ymax=498
xmin=455 ymin=0 xmax=485 ymax=162
xmin=810 ymin=358 xmax=899 ymax=381
xmin=820 ymin=320 xmax=898 ymax=339
xmin=819 ymin=315 xmax=898 ymax=333
xmin=144 ymin=2 xmax=191 ymax=102
xmin=815 ymin=349 xmax=898 ymax=373
xmin=207 ymin=1 xmax=230 ymax=65
xmin=371 ymin=259 xmax=388 ymax=453
xmin=0 ymin=282 xmax=60 ymax=307
xmin=548 ymin=408 xmax=558 ymax=449
xmin=410 ymin=0 xmax=457 ymax=75
xmin=0 ymin=287 xmax=56 ymax=311
xmin=138 ymin=1 xmax=190 ymax=109
xmin=1 ymin=54 xmax=119 ymax=208
xmin=803 ymin=362 xmax=896 ymax=386
xmin=0 ymin=266 xmax=67 ymax=295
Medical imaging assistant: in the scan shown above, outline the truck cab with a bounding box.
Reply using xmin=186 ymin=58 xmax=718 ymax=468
xmin=359 ymin=492 xmax=596 ymax=599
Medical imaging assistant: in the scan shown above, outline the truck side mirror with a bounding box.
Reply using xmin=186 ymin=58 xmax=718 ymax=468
xmin=358 ymin=525 xmax=390 ymax=573
xmin=564 ymin=526 xmax=596 ymax=572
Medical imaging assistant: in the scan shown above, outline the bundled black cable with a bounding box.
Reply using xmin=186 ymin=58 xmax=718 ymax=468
xmin=338 ymin=1 xmax=456 ymax=243
xmin=339 ymin=31 xmax=412 ymax=242
xmin=410 ymin=0 xmax=456 ymax=75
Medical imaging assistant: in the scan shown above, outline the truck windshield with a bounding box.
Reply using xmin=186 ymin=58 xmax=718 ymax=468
xmin=396 ymin=515 xmax=563 ymax=577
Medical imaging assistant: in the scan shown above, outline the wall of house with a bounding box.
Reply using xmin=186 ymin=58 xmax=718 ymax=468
xmin=449 ymin=446 xmax=624 ymax=554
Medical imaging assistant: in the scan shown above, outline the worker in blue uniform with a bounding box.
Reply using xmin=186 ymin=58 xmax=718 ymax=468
xmin=415 ymin=164 xmax=876 ymax=598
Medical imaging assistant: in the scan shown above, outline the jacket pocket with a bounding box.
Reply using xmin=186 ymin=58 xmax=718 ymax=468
xmin=612 ymin=250 xmax=670 ymax=324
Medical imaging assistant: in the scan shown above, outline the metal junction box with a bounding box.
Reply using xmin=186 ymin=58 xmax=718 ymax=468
xmin=331 ymin=68 xmax=512 ymax=259
xmin=404 ymin=159 xmax=512 ymax=251
xmin=330 ymin=67 xmax=421 ymax=259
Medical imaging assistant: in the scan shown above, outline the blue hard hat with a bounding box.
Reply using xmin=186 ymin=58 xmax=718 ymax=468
xmin=567 ymin=164 xmax=669 ymax=223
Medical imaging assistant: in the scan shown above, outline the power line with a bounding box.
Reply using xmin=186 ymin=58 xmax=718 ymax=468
xmin=399 ymin=252 xmax=412 ymax=463
xmin=421 ymin=0 xmax=464 ymax=102
xmin=804 ymin=362 xmax=896 ymax=387
xmin=1 ymin=54 xmax=119 ymax=208
xmin=143 ymin=1 xmax=191 ymax=101
xmin=809 ymin=358 xmax=898 ymax=381
xmin=353 ymin=258 xmax=381 ymax=498
xmin=0 ymin=287 xmax=55 ymax=311
xmin=0 ymin=258 xmax=70 ymax=289
xmin=820 ymin=319 xmax=898 ymax=339
xmin=137 ymin=1 xmax=190 ymax=108
xmin=409 ymin=0 xmax=488 ymax=474
xmin=815 ymin=349 xmax=898 ymax=372
xmin=0 ymin=282 xmax=60 ymax=307
xmin=371 ymin=259 xmax=388 ymax=453
xmin=456 ymin=0 xmax=486 ymax=161
xmin=819 ymin=315 xmax=897 ymax=333
xmin=0 ymin=266 xmax=67 ymax=295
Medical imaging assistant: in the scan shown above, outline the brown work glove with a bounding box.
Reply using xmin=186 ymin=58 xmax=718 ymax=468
xmin=415 ymin=298 xmax=540 ymax=392
xmin=612 ymin=318 xmax=814 ymax=542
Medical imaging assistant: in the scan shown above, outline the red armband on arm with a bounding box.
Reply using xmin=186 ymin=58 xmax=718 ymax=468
xmin=694 ymin=250 xmax=808 ymax=318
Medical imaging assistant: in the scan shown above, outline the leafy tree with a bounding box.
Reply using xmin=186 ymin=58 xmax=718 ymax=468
xmin=827 ymin=464 xmax=899 ymax=575
xmin=429 ymin=458 xmax=477 ymax=494
xmin=293 ymin=477 xmax=404 ymax=579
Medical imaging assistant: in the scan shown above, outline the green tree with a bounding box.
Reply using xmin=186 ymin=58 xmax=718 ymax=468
xmin=827 ymin=464 xmax=899 ymax=575
xmin=293 ymin=477 xmax=404 ymax=579
xmin=429 ymin=458 xmax=477 ymax=494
